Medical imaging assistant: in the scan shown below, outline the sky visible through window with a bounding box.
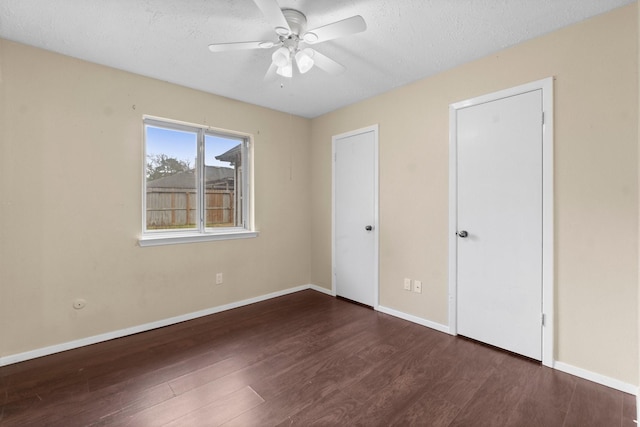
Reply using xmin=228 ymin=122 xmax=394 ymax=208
xmin=146 ymin=126 xmax=240 ymax=169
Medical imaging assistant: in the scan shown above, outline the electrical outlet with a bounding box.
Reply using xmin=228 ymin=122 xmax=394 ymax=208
xmin=413 ymin=280 xmax=422 ymax=294
xmin=216 ymin=273 xmax=223 ymax=285
xmin=403 ymin=278 xmax=412 ymax=291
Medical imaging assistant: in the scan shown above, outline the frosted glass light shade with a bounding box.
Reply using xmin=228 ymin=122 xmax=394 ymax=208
xmin=276 ymin=62 xmax=293 ymax=78
xmin=295 ymin=48 xmax=315 ymax=74
xmin=272 ymin=47 xmax=290 ymax=68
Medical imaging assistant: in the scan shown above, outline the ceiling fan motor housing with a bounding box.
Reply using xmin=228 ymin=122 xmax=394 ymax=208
xmin=281 ymin=9 xmax=307 ymax=37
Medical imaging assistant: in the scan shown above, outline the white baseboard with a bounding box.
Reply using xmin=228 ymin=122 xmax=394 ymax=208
xmin=3 ymin=286 xmax=638 ymax=404
xmin=0 ymin=284 xmax=317 ymax=367
xmin=376 ymin=305 xmax=450 ymax=334
xmin=376 ymin=306 xmax=638 ymax=397
xmin=308 ymin=284 xmax=335 ymax=296
xmin=553 ymin=361 xmax=638 ymax=395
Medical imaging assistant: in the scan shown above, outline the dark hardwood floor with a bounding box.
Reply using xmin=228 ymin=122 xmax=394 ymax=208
xmin=0 ymin=290 xmax=636 ymax=426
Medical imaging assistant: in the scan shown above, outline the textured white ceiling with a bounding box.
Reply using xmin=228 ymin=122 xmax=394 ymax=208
xmin=0 ymin=0 xmax=635 ymax=118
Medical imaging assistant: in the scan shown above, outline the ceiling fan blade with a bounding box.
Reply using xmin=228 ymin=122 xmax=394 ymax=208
xmin=253 ymin=0 xmax=291 ymax=35
xmin=311 ymin=50 xmax=346 ymax=75
xmin=264 ymin=63 xmax=278 ymax=82
xmin=208 ymin=41 xmax=274 ymax=52
xmin=303 ymin=15 xmax=366 ymax=44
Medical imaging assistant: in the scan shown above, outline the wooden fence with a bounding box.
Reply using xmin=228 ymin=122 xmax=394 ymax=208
xmin=146 ymin=188 xmax=235 ymax=229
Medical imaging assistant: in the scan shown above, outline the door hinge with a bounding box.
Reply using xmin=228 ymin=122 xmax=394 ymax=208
xmin=541 ymin=313 xmax=545 ymax=326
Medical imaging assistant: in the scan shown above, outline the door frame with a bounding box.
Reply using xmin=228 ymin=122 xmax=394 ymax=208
xmin=332 ymin=124 xmax=380 ymax=308
xmin=448 ymin=78 xmax=554 ymax=367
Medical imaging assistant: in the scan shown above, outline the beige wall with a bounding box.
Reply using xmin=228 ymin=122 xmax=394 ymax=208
xmin=0 ymin=40 xmax=312 ymax=357
xmin=1 ymin=4 xmax=638 ymax=389
xmin=311 ymin=4 xmax=639 ymax=384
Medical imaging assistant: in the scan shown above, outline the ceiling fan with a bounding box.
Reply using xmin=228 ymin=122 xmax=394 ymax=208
xmin=208 ymin=0 xmax=366 ymax=80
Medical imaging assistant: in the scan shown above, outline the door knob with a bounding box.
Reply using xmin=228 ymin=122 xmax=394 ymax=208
xmin=365 ymin=225 xmax=373 ymax=231
xmin=458 ymin=230 xmax=468 ymax=238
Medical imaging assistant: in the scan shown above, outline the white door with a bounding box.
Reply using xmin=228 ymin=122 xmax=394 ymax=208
xmin=456 ymin=90 xmax=543 ymax=360
xmin=333 ymin=126 xmax=378 ymax=307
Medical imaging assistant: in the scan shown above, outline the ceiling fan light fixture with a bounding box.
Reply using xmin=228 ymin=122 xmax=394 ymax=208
xmin=276 ymin=62 xmax=293 ymax=78
xmin=303 ymin=32 xmax=318 ymax=43
xmin=295 ymin=48 xmax=315 ymax=74
xmin=272 ymin=46 xmax=290 ymax=68
xmin=206 ymin=5 xmax=364 ymax=81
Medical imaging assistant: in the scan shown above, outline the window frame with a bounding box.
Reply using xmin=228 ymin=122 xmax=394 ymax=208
xmin=139 ymin=116 xmax=257 ymax=247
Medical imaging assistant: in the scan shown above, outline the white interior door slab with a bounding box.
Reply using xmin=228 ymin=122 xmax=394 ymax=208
xmin=333 ymin=126 xmax=378 ymax=307
xmin=456 ymin=90 xmax=543 ymax=360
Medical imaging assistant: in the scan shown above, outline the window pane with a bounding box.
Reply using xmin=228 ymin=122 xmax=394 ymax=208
xmin=204 ymin=134 xmax=243 ymax=228
xmin=145 ymin=125 xmax=197 ymax=231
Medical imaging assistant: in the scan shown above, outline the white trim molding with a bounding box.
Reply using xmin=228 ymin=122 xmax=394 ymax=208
xmin=2 ymin=285 xmax=636 ymax=401
xmin=376 ymin=304 xmax=636 ymax=397
xmin=139 ymin=230 xmax=259 ymax=247
xmin=309 ymin=284 xmax=335 ymax=296
xmin=377 ymin=305 xmax=450 ymax=334
xmin=553 ymin=361 xmax=638 ymax=396
xmin=0 ymin=284 xmax=315 ymax=367
xmin=448 ymin=77 xmax=554 ymax=368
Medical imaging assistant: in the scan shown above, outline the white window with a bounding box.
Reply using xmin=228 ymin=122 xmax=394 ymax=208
xmin=139 ymin=117 xmax=256 ymax=246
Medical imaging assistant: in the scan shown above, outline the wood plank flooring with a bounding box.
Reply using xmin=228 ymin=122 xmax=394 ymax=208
xmin=0 ymin=290 xmax=636 ymax=426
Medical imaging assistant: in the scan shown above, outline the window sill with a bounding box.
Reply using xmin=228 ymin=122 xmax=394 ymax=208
xmin=138 ymin=230 xmax=259 ymax=247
